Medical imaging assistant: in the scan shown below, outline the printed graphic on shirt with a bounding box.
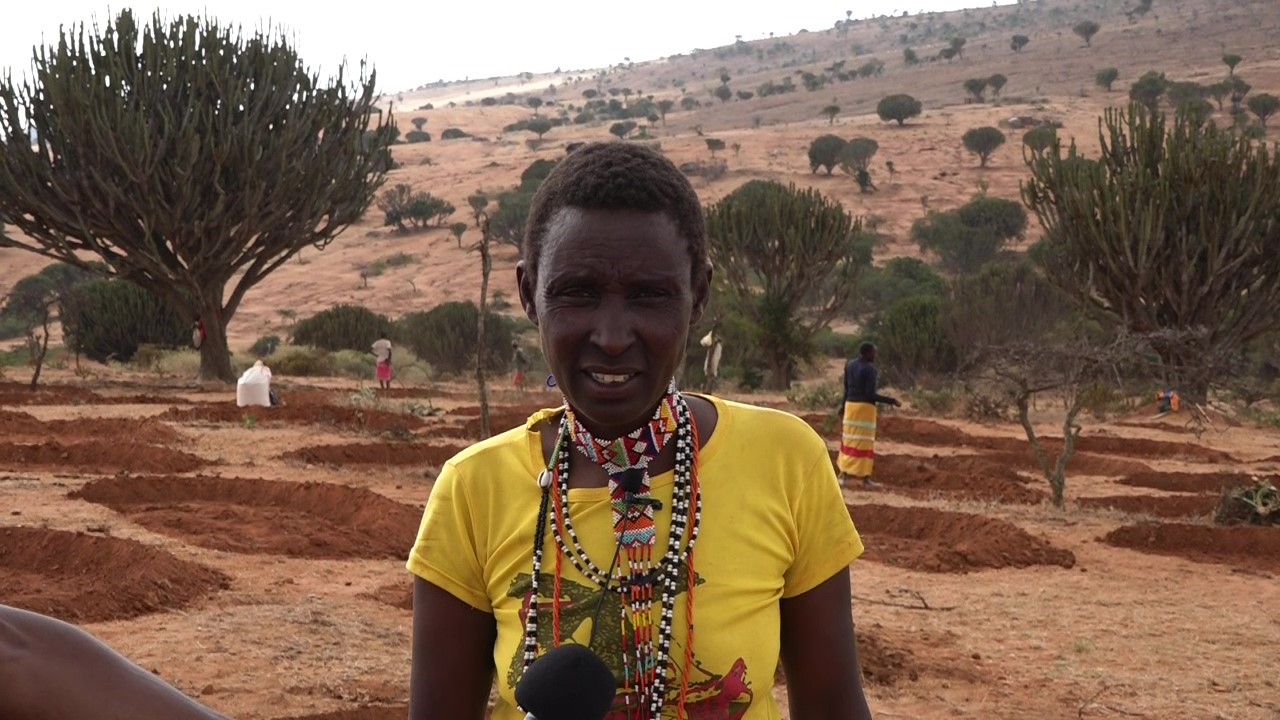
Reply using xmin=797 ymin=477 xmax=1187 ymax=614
xmin=505 ymin=571 xmax=754 ymax=719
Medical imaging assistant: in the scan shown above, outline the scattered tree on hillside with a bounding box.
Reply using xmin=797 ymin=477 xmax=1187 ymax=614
xmin=1129 ymin=71 xmax=1168 ymax=113
xmin=1207 ymin=81 xmax=1232 ymax=110
xmin=713 ymin=85 xmax=733 ymax=103
xmin=705 ymin=138 xmax=726 ymax=157
xmin=821 ymin=104 xmax=841 ymax=125
xmin=949 ymin=37 xmax=967 ymax=59
xmin=657 ymin=99 xmax=675 ymax=126
xmin=705 ymin=180 xmax=870 ymax=389
xmin=963 ymin=78 xmax=989 ymax=103
xmin=807 ymin=135 xmax=847 ymax=175
xmin=1022 ymin=125 xmax=1058 ymax=154
xmin=411 ymin=117 xmax=428 ymax=131
xmin=903 ymin=48 xmax=920 ymax=66
xmin=609 ymin=120 xmax=637 ymax=139
xmin=737 ymin=90 xmax=755 ymax=101
xmin=877 ymin=94 xmax=923 ymax=126
xmin=1072 ymin=20 xmax=1101 ymax=47
xmin=449 ymin=221 xmax=468 ymax=248
xmin=1166 ymin=81 xmax=1206 ymax=109
xmin=1248 ymin=93 xmax=1279 ymax=127
xmin=0 ymin=264 xmax=102 ymax=387
xmin=913 ymin=194 xmax=1026 ymax=273
xmin=0 ymin=10 xmax=392 ymax=381
xmin=405 ymin=130 xmax=431 ymax=143
xmin=988 ymin=74 xmax=1008 ymax=98
xmin=962 ymin=126 xmax=1007 ymax=167
xmin=527 ymin=96 xmax=544 ymax=116
xmin=1011 ymin=34 xmax=1030 ymax=53
xmin=1228 ymin=76 xmax=1253 ymax=114
xmin=839 ymin=138 xmax=880 ymax=173
xmin=1095 ymin=67 xmax=1120 ymax=92
xmin=1223 ymin=53 xmax=1243 ymax=76
xmin=466 ymin=193 xmax=489 ymax=228
xmin=526 ymin=118 xmax=553 ymax=140
xmin=1023 ymin=105 xmax=1280 ymax=399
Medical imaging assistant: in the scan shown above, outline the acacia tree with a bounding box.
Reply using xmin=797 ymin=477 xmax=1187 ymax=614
xmin=1022 ymin=105 xmax=1280 ymax=398
xmin=0 ymin=10 xmax=393 ymax=381
xmin=1073 ymin=20 xmax=1101 ymax=47
xmin=705 ymin=181 xmax=870 ymax=389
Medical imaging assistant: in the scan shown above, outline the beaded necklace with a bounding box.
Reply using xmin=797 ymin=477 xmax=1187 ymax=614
xmin=523 ymin=383 xmax=703 ymax=720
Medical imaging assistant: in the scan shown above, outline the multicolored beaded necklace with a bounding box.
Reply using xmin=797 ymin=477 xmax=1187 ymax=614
xmin=523 ymin=382 xmax=703 ymax=719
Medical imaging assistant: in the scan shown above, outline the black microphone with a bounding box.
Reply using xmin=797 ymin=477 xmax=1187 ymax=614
xmin=618 ymin=468 xmax=662 ymax=510
xmin=515 ymin=644 xmax=617 ymax=720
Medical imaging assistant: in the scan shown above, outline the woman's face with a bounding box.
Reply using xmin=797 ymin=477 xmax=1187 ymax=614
xmin=518 ymin=207 xmax=709 ymax=439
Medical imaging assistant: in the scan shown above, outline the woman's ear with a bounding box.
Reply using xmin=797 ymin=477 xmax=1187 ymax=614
xmin=516 ymin=262 xmax=540 ymax=326
xmin=690 ymin=262 xmax=713 ymax=325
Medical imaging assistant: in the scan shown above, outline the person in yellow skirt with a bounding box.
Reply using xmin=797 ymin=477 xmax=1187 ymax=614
xmin=839 ymin=342 xmax=900 ymax=488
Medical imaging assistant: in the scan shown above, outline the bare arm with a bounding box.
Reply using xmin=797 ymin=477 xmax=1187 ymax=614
xmin=409 ymin=577 xmax=498 ymax=720
xmin=0 ymin=604 xmax=228 ymax=720
xmin=779 ymin=571 xmax=873 ymax=720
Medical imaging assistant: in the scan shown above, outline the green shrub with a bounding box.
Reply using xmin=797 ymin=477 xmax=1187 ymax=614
xmin=250 ymin=334 xmax=281 ymax=357
xmin=0 ymin=263 xmax=103 ymax=340
xmin=785 ymin=381 xmax=843 ymax=411
xmin=405 ymin=130 xmax=431 ymax=143
xmin=441 ymin=128 xmax=470 ymax=140
xmin=852 ymin=257 xmax=947 ymax=325
xmin=331 ymin=349 xmax=377 ymax=379
xmin=292 ymin=304 xmax=393 ymax=353
xmin=397 ymin=301 xmax=514 ymax=376
xmin=814 ymin=328 xmax=863 ymax=359
xmin=906 ymin=385 xmax=962 ymax=414
xmin=271 ymin=346 xmax=335 ymax=377
xmin=877 ymin=296 xmax=957 ymax=382
xmin=59 ymin=279 xmax=188 ymax=363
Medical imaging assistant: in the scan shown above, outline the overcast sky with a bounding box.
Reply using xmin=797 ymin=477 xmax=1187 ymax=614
xmin=2 ymin=1 xmax=1014 ymax=93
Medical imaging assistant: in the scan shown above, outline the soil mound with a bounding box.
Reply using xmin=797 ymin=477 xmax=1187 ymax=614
xmin=0 ymin=526 xmax=229 ymax=622
xmin=366 ymin=582 xmax=413 ymax=611
xmin=855 ymin=629 xmax=920 ymax=685
xmin=159 ymin=404 xmax=428 ymax=433
xmin=71 ymin=475 xmax=423 ymax=559
xmin=282 ymin=442 xmax=467 ymax=468
xmin=1076 ymin=494 xmax=1219 ymax=519
xmin=981 ymin=449 xmax=1151 ymax=477
xmin=874 ymin=454 xmax=1046 ymax=504
xmin=848 ymin=503 xmax=1076 ymax=573
xmin=0 ymin=412 xmax=184 ymax=445
xmin=1116 ymin=471 xmax=1271 ymax=494
xmin=0 ymin=382 xmax=100 ymax=406
xmin=0 ymin=439 xmax=206 ymax=474
xmin=460 ymin=410 xmax=543 ymax=437
xmin=1101 ymin=523 xmax=1280 ymax=573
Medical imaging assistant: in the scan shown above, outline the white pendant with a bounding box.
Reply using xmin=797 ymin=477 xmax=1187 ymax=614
xmin=537 ymin=470 xmax=552 ymax=489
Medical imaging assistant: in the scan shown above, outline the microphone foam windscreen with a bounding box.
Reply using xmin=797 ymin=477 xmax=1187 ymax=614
xmin=515 ymin=644 xmax=617 ymax=720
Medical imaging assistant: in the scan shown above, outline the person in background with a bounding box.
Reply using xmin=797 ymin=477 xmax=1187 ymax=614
xmin=838 ymin=341 xmax=900 ymax=489
xmin=699 ymin=321 xmax=723 ymax=391
xmin=371 ymin=332 xmax=393 ymax=390
xmin=511 ymin=340 xmax=530 ymax=392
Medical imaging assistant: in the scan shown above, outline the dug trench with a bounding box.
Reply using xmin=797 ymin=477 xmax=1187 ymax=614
xmin=0 ymin=526 xmax=230 ymax=623
xmin=0 ymin=409 xmax=185 ymax=445
xmin=69 ymin=475 xmax=424 ymax=559
xmin=1102 ymin=523 xmax=1280 ymax=574
xmin=847 ymin=503 xmax=1076 ymax=573
xmin=281 ymin=442 xmax=469 ymax=468
xmin=0 ymin=439 xmax=208 ymax=474
xmin=1115 ymin=470 xmax=1276 ymax=494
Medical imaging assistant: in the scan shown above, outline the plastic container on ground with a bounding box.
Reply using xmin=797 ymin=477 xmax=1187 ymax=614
xmin=236 ymin=361 xmax=272 ymax=407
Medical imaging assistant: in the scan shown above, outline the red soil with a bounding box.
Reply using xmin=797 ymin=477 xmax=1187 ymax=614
xmin=70 ymin=475 xmax=424 ymax=559
xmin=1101 ymin=523 xmax=1280 ymax=573
xmin=460 ymin=410 xmax=543 ymax=437
xmin=0 ymin=410 xmax=184 ymax=445
xmin=848 ymin=503 xmax=1076 ymax=573
xmin=273 ymin=708 xmax=409 ymax=720
xmin=0 ymin=382 xmax=100 ymax=406
xmin=854 ymin=630 xmax=920 ymax=685
xmin=980 ymin=449 xmax=1153 ymax=477
xmin=0 ymin=439 xmax=207 ymax=474
xmin=366 ymin=582 xmax=414 ymax=611
xmin=158 ymin=403 xmax=429 ymax=433
xmin=1115 ymin=471 xmax=1271 ymax=494
xmin=282 ymin=441 xmax=468 ymax=467
xmin=0 ymin=526 xmax=230 ymax=623
xmin=1076 ymin=494 xmax=1220 ymax=519
xmin=873 ymin=454 xmax=1046 ymax=505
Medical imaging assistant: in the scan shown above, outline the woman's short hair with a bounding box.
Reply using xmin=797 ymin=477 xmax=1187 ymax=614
xmin=523 ymin=142 xmax=706 ymax=282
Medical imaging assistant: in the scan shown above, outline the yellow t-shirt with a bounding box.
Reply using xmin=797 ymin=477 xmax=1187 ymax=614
xmin=406 ymin=395 xmax=863 ymax=719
